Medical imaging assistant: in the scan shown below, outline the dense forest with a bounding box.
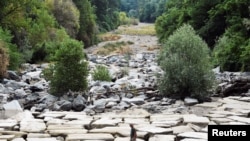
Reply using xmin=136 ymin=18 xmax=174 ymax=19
xmin=156 ymin=0 xmax=250 ymax=71
xmin=0 ymin=0 xmax=250 ymax=75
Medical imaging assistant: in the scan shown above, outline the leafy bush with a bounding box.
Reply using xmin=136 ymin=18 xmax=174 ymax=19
xmin=0 ymin=27 xmax=21 ymax=70
xmin=44 ymin=39 xmax=88 ymax=96
xmin=158 ymin=24 xmax=214 ymax=100
xmin=92 ymin=65 xmax=112 ymax=81
xmin=213 ymin=29 xmax=250 ymax=71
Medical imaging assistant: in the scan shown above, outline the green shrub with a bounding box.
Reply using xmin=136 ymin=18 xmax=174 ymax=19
xmin=213 ymin=30 xmax=249 ymax=71
xmin=158 ymin=24 xmax=214 ymax=101
xmin=92 ymin=65 xmax=112 ymax=81
xmin=0 ymin=27 xmax=21 ymax=70
xmin=44 ymin=39 xmax=88 ymax=96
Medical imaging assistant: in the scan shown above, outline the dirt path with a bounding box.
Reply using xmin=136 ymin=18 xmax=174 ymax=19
xmin=85 ymin=23 xmax=160 ymax=55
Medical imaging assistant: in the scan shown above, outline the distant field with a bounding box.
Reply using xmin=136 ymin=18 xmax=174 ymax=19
xmin=115 ymin=24 xmax=156 ymax=36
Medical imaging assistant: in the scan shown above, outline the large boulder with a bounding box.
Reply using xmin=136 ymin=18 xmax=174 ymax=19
xmin=72 ymin=95 xmax=86 ymax=111
xmin=53 ymin=100 xmax=72 ymax=111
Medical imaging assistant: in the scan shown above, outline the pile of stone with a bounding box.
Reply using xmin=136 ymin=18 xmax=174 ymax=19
xmin=0 ymin=96 xmax=250 ymax=141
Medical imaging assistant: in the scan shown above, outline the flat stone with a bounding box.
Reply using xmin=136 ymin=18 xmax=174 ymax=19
xmin=0 ymin=120 xmax=17 ymax=128
xmin=220 ymin=122 xmax=247 ymax=125
xmin=48 ymin=129 xmax=88 ymax=136
xmin=47 ymin=125 xmax=84 ymax=130
xmin=64 ymin=119 xmax=92 ymax=126
xmin=184 ymin=97 xmax=198 ymax=106
xmin=12 ymin=138 xmax=26 ymax=141
xmin=209 ymin=110 xmax=243 ymax=116
xmin=27 ymin=138 xmax=59 ymax=141
xmin=178 ymin=132 xmax=207 ymax=140
xmin=227 ymin=116 xmax=250 ymax=124
xmin=205 ymin=114 xmax=226 ymax=118
xmin=183 ymin=114 xmax=209 ymax=124
xmin=195 ymin=102 xmax=222 ymax=108
xmin=149 ymin=135 xmax=175 ymax=141
xmin=171 ymin=126 xmax=194 ymax=134
xmin=0 ymin=135 xmax=15 ymax=140
xmin=238 ymin=97 xmax=250 ymax=102
xmin=115 ymin=137 xmax=144 ymax=141
xmin=103 ymin=109 xmax=150 ymax=118
xmin=0 ymin=131 xmax=27 ymax=137
xmin=66 ymin=133 xmax=114 ymax=141
xmin=211 ymin=118 xmax=233 ymax=124
xmin=180 ymin=139 xmax=206 ymax=141
xmin=219 ymin=98 xmax=250 ymax=110
xmin=46 ymin=119 xmax=68 ymax=125
xmin=20 ymin=119 xmax=46 ymax=132
xmin=63 ymin=114 xmax=91 ymax=120
xmin=38 ymin=112 xmax=66 ymax=118
xmin=150 ymin=114 xmax=183 ymax=122
xmin=27 ymin=133 xmax=51 ymax=138
xmin=92 ymin=118 xmax=122 ymax=128
xmin=136 ymin=125 xmax=172 ymax=134
xmin=124 ymin=118 xmax=149 ymax=125
xmin=151 ymin=120 xmax=181 ymax=127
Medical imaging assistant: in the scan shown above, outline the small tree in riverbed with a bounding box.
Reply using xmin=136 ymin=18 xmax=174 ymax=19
xmin=44 ymin=39 xmax=88 ymax=96
xmin=158 ymin=24 xmax=215 ymax=101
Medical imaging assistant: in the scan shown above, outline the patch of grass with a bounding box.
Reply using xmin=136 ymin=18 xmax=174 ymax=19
xmin=98 ymin=33 xmax=121 ymax=42
xmin=94 ymin=41 xmax=134 ymax=56
xmin=115 ymin=24 xmax=156 ymax=36
xmin=92 ymin=65 xmax=112 ymax=82
xmin=147 ymin=45 xmax=160 ymax=51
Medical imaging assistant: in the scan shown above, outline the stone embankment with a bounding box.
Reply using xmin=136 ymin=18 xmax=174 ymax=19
xmin=0 ymin=95 xmax=250 ymax=141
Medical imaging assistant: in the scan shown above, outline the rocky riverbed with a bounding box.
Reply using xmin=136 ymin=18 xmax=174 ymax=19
xmin=1 ymin=24 xmax=250 ymax=141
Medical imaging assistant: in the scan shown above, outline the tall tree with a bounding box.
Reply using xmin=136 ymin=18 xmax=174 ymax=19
xmin=91 ymin=0 xmax=120 ymax=31
xmin=73 ymin=0 xmax=97 ymax=47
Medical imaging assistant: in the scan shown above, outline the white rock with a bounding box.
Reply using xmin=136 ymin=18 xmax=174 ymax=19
xmin=92 ymin=118 xmax=122 ymax=128
xmin=149 ymin=135 xmax=175 ymax=141
xmin=26 ymin=138 xmax=59 ymax=141
xmin=20 ymin=119 xmax=46 ymax=132
xmin=0 ymin=131 xmax=26 ymax=138
xmin=12 ymin=138 xmax=26 ymax=141
xmin=184 ymin=97 xmax=198 ymax=106
xmin=183 ymin=114 xmax=210 ymax=124
xmin=195 ymin=102 xmax=222 ymax=108
xmin=0 ymin=135 xmax=15 ymax=140
xmin=115 ymin=137 xmax=144 ymax=141
xmin=27 ymin=133 xmax=51 ymax=138
xmin=48 ymin=129 xmax=88 ymax=136
xmin=66 ymin=133 xmax=114 ymax=141
xmin=136 ymin=125 xmax=172 ymax=134
xmin=0 ymin=119 xmax=17 ymax=128
xmin=171 ymin=126 xmax=194 ymax=134
xmin=3 ymin=100 xmax=23 ymax=111
xmin=178 ymin=132 xmax=207 ymax=140
xmin=227 ymin=116 xmax=250 ymax=124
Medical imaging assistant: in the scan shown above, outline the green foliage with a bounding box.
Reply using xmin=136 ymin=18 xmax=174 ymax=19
xmin=0 ymin=27 xmax=21 ymax=70
xmin=120 ymin=0 xmax=167 ymax=23
xmin=92 ymin=65 xmax=112 ymax=82
xmin=158 ymin=24 xmax=214 ymax=100
xmin=213 ymin=30 xmax=249 ymax=71
xmin=91 ymin=0 xmax=120 ymax=32
xmin=73 ymin=0 xmax=97 ymax=47
xmin=119 ymin=12 xmax=139 ymax=25
xmin=46 ymin=39 xmax=88 ymax=96
xmin=46 ymin=0 xmax=80 ymax=38
xmin=0 ymin=41 xmax=9 ymax=79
